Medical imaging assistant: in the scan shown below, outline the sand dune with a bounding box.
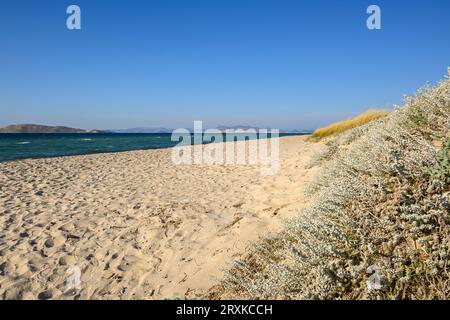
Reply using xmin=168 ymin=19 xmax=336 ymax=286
xmin=0 ymin=136 xmax=323 ymax=300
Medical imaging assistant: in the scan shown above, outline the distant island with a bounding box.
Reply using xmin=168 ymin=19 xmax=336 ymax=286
xmin=110 ymin=126 xmax=311 ymax=134
xmin=216 ymin=125 xmax=312 ymax=134
xmin=0 ymin=124 xmax=108 ymax=133
xmin=112 ymin=127 xmax=173 ymax=133
xmin=0 ymin=124 xmax=312 ymax=134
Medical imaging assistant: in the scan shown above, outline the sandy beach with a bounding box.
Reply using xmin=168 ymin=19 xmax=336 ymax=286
xmin=0 ymin=136 xmax=323 ymax=300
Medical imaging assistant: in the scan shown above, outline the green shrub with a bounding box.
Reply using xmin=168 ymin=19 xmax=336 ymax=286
xmin=424 ymin=137 xmax=450 ymax=183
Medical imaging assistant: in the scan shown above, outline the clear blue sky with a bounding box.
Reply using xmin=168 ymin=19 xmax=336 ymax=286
xmin=0 ymin=0 xmax=449 ymax=130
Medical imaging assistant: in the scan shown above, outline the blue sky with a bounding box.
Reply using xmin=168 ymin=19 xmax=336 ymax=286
xmin=0 ymin=0 xmax=449 ymax=130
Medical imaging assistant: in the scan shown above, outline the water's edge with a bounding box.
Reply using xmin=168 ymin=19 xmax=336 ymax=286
xmin=0 ymin=133 xmax=308 ymax=163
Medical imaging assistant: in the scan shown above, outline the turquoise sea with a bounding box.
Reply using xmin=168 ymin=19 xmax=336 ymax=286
xmin=0 ymin=133 xmax=306 ymax=162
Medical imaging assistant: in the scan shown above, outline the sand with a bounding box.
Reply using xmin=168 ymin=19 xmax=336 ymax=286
xmin=0 ymin=136 xmax=323 ymax=300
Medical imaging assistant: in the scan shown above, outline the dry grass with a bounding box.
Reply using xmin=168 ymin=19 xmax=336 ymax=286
xmin=310 ymin=109 xmax=389 ymax=141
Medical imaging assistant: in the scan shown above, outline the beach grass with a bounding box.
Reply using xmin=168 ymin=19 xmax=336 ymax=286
xmin=309 ymin=109 xmax=389 ymax=141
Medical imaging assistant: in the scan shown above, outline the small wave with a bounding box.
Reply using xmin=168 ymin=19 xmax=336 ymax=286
xmin=17 ymin=141 xmax=31 ymax=145
xmin=81 ymin=138 xmax=93 ymax=141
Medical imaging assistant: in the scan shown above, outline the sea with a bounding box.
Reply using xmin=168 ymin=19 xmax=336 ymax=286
xmin=0 ymin=133 xmax=307 ymax=162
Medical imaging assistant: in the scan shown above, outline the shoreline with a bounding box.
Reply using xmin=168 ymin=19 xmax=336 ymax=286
xmin=0 ymin=133 xmax=310 ymax=164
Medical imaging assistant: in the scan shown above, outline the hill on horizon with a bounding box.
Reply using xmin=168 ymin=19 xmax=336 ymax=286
xmin=0 ymin=124 xmax=107 ymax=134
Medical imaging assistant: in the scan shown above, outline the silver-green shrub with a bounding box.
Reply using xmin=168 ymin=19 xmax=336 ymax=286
xmin=217 ymin=69 xmax=450 ymax=300
xmin=424 ymin=137 xmax=450 ymax=184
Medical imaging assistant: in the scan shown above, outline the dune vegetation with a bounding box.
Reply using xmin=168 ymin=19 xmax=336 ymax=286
xmin=211 ymin=69 xmax=450 ymax=300
xmin=309 ymin=109 xmax=389 ymax=141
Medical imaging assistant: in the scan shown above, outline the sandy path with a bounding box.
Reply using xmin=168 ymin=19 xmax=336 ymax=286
xmin=0 ymin=136 xmax=323 ymax=300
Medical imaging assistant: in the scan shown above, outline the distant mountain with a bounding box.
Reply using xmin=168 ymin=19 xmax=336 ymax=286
xmin=216 ymin=125 xmax=312 ymax=134
xmin=216 ymin=125 xmax=259 ymax=132
xmin=0 ymin=124 xmax=108 ymax=133
xmin=112 ymin=127 xmax=173 ymax=133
